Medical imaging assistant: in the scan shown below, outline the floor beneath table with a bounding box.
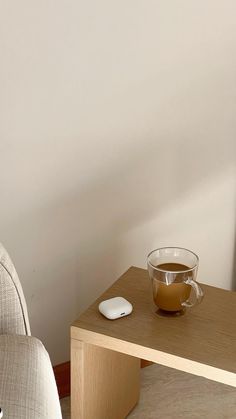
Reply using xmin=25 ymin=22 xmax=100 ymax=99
xmin=61 ymin=364 xmax=236 ymax=419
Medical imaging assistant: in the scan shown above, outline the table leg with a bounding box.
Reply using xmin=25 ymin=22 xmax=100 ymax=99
xmin=71 ymin=338 xmax=140 ymax=419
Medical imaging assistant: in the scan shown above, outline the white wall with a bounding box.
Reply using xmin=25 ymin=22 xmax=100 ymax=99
xmin=0 ymin=1 xmax=235 ymax=364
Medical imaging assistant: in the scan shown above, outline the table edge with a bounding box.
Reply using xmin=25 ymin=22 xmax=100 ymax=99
xmin=71 ymin=325 xmax=236 ymax=388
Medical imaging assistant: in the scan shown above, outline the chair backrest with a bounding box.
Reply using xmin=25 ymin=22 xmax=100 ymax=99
xmin=0 ymin=243 xmax=31 ymax=336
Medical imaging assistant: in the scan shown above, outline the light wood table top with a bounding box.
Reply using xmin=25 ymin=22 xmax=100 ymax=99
xmin=71 ymin=266 xmax=236 ymax=387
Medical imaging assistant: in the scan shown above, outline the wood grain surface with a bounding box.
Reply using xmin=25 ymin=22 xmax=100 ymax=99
xmin=71 ymin=338 xmax=140 ymax=419
xmin=71 ymin=266 xmax=236 ymax=387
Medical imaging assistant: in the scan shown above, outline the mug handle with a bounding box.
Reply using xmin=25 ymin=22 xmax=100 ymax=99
xmin=182 ymin=278 xmax=204 ymax=308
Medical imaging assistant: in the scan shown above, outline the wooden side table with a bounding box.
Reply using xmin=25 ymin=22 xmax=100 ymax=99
xmin=71 ymin=267 xmax=236 ymax=419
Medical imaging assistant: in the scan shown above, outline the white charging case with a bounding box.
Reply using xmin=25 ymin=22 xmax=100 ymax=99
xmin=98 ymin=297 xmax=133 ymax=320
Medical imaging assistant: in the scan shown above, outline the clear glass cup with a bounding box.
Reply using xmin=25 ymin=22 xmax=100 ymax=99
xmin=147 ymin=247 xmax=204 ymax=314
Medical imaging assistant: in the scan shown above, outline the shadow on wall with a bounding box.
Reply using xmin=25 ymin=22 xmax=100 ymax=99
xmin=2 ymin=128 xmax=236 ymax=363
xmin=1 ymin=0 xmax=236 ymax=365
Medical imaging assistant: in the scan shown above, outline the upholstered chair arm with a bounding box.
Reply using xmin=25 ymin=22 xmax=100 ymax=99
xmin=0 ymin=243 xmax=31 ymax=336
xmin=0 ymin=335 xmax=62 ymax=418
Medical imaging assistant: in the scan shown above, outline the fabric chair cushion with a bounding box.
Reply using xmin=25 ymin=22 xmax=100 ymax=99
xmin=0 ymin=335 xmax=62 ymax=419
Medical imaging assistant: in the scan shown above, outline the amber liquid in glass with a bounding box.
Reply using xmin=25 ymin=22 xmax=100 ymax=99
xmin=153 ymin=263 xmax=192 ymax=312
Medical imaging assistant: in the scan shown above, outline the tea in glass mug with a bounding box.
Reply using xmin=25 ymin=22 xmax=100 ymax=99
xmin=147 ymin=247 xmax=204 ymax=313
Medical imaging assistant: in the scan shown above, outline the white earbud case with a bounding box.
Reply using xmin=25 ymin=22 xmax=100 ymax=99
xmin=98 ymin=297 xmax=133 ymax=320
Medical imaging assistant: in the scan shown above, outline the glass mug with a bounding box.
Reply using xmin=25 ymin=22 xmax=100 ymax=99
xmin=147 ymin=247 xmax=204 ymax=314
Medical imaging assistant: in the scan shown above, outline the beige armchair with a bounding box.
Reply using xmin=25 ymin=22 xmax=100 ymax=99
xmin=0 ymin=243 xmax=62 ymax=419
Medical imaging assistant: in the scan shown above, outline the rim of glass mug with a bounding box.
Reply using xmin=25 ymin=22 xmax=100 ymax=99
xmin=147 ymin=247 xmax=199 ymax=274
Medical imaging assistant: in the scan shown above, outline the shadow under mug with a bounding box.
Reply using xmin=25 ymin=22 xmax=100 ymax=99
xmin=147 ymin=247 xmax=204 ymax=314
